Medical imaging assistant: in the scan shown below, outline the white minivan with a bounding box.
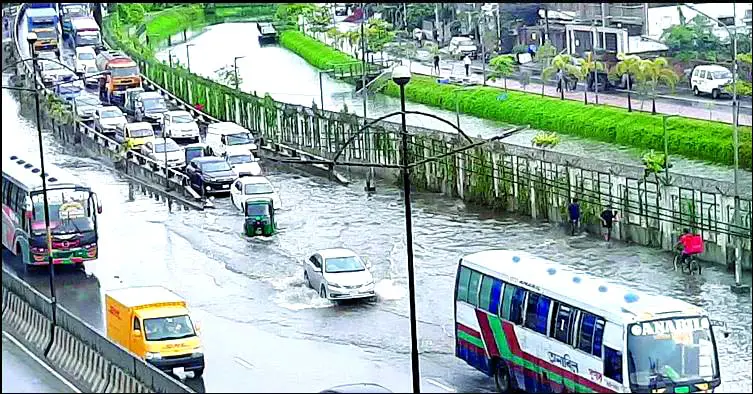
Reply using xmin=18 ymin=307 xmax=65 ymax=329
xmin=205 ymin=122 xmax=258 ymax=157
xmin=690 ymin=65 xmax=733 ymax=99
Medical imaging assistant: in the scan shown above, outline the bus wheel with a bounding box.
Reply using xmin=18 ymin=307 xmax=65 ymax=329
xmin=494 ymin=361 xmax=512 ymax=393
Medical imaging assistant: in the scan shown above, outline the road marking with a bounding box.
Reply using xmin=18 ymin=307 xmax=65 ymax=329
xmin=2 ymin=330 xmax=81 ymax=393
xmin=425 ymin=378 xmax=456 ymax=392
xmin=233 ymin=356 xmax=254 ymax=369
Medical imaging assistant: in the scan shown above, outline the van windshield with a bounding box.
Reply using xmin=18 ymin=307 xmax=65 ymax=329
xmin=129 ymin=127 xmax=152 ymax=138
xmin=143 ymin=315 xmax=195 ymax=341
xmin=711 ymin=70 xmax=731 ymax=79
xmin=224 ymin=133 xmax=254 ymax=146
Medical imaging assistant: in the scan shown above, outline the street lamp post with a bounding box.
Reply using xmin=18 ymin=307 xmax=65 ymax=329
xmin=454 ymin=86 xmax=475 ymax=130
xmin=662 ymin=114 xmax=679 ymax=181
xmin=392 ymin=65 xmax=421 ymax=394
xmin=185 ymin=43 xmax=194 ymax=72
xmin=168 ymin=48 xmax=174 ymax=68
xmin=233 ymin=56 xmax=244 ymax=90
xmin=26 ymin=32 xmax=57 ymax=327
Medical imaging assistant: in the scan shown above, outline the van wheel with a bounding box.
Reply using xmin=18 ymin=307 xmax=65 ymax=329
xmin=712 ymin=89 xmax=720 ymax=99
xmin=494 ymin=361 xmax=512 ymax=393
xmin=693 ymin=86 xmax=700 ymax=96
xmin=192 ymin=368 xmax=204 ymax=378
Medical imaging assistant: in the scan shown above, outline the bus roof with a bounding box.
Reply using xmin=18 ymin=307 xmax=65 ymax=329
xmin=2 ymin=154 xmax=86 ymax=193
xmin=107 ymin=286 xmax=185 ymax=308
xmin=460 ymin=249 xmax=705 ymax=325
xmin=27 ymin=8 xmax=58 ymax=18
xmin=70 ymin=17 xmax=100 ymax=31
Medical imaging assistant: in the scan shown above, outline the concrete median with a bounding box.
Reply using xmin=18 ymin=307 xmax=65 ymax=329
xmin=2 ymin=289 xmax=51 ymax=358
xmin=104 ymin=364 xmax=151 ymax=393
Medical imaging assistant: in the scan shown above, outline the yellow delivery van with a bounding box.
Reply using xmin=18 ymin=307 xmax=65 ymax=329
xmin=105 ymin=286 xmax=205 ymax=377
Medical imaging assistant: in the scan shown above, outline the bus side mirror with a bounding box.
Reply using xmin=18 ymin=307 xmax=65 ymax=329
xmin=93 ymin=193 xmax=103 ymax=214
xmin=23 ymin=196 xmax=33 ymax=220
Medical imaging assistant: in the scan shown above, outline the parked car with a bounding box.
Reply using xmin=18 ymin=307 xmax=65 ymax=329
xmin=447 ymin=36 xmax=477 ymax=59
xmin=225 ymin=153 xmax=262 ymax=178
xmin=690 ymin=64 xmax=733 ymax=99
xmin=303 ymin=248 xmax=376 ymax=301
xmin=94 ymin=106 xmax=127 ymax=135
xmin=320 ymin=384 xmax=393 ymax=393
xmin=134 ymin=91 xmax=168 ymax=130
xmin=72 ymin=92 xmax=101 ymax=122
xmin=55 ymin=79 xmax=84 ymax=103
xmin=185 ymin=156 xmax=238 ymax=195
xmin=161 ymin=110 xmax=200 ymax=142
xmin=74 ymin=45 xmax=99 ymax=87
xmin=205 ymin=122 xmax=258 ymax=156
xmin=39 ymin=58 xmax=75 ymax=86
xmin=229 ymin=176 xmax=281 ymax=211
xmin=140 ymin=138 xmax=185 ymax=169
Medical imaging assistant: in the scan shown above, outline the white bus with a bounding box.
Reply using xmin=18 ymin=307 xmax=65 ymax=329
xmin=2 ymin=155 xmax=102 ymax=269
xmin=454 ymin=249 xmax=722 ymax=393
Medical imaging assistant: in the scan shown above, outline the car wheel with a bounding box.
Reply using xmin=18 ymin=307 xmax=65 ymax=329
xmin=304 ymin=271 xmax=311 ymax=288
xmin=192 ymin=367 xmax=204 ymax=378
xmin=319 ymin=285 xmax=327 ymax=299
xmin=693 ymin=86 xmax=700 ymax=96
xmin=712 ymin=89 xmax=720 ymax=99
xmin=494 ymin=361 xmax=512 ymax=393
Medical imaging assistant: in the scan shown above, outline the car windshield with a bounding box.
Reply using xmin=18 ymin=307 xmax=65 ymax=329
xmin=129 ymin=127 xmax=152 ymax=138
xmin=173 ymin=114 xmax=194 ymax=123
xmin=202 ymin=161 xmax=232 ymax=172
xmin=77 ymin=96 xmax=99 ymax=107
xmin=143 ymin=315 xmax=195 ymax=341
xmin=246 ymin=203 xmax=270 ymax=216
xmin=35 ymin=30 xmax=56 ymax=39
xmin=225 ymin=133 xmax=254 ymax=146
xmin=325 ymin=256 xmax=365 ymax=273
xmin=227 ymin=154 xmax=253 ymax=165
xmin=65 ymin=7 xmax=86 ymax=17
xmin=110 ymin=66 xmax=138 ymax=78
xmin=31 ymin=189 xmax=94 ymax=235
xmin=154 ymin=140 xmax=180 ymax=153
xmin=100 ymin=110 xmax=121 ymax=119
xmin=244 ymin=182 xmax=273 ymax=195
xmin=456 ymin=38 xmax=473 ymax=46
xmin=42 ymin=60 xmax=63 ymax=71
xmin=77 ymin=52 xmax=95 ymax=61
xmin=143 ymin=98 xmax=166 ymax=111
xmin=627 ymin=317 xmax=719 ymax=389
xmin=711 ymin=71 xmax=732 ymax=79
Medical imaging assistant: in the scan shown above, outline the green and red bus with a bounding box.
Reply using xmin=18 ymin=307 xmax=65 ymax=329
xmin=454 ymin=249 xmax=722 ymax=393
xmin=2 ymin=155 xmax=102 ymax=269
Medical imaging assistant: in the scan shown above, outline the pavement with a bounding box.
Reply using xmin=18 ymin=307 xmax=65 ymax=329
xmin=1 ymin=332 xmax=77 ymax=393
xmin=319 ymin=32 xmax=752 ymax=126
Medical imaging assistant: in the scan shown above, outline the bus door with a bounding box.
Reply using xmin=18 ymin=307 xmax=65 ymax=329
xmin=87 ymin=192 xmax=102 ymax=233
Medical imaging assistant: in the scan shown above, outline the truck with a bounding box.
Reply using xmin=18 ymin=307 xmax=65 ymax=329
xmin=69 ymin=16 xmax=101 ymax=48
xmin=105 ymin=286 xmax=205 ymax=378
xmin=61 ymin=3 xmax=88 ymax=38
xmin=27 ymin=8 xmax=60 ymax=52
xmin=96 ymin=50 xmax=141 ymax=105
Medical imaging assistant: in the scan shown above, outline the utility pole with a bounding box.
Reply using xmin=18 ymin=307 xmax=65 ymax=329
xmin=600 ymin=2 xmax=607 ymax=47
xmin=496 ymin=3 xmax=501 ymax=49
xmin=434 ymin=3 xmax=440 ymax=44
xmin=360 ymin=2 xmax=367 ymax=121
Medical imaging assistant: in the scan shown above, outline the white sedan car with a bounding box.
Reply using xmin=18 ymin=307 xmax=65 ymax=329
xmin=225 ymin=153 xmax=262 ymax=177
xmin=230 ymin=176 xmax=281 ymax=211
xmin=304 ymin=248 xmax=376 ymax=301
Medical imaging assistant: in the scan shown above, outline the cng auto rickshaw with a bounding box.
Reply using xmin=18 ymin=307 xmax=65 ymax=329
xmin=244 ymin=198 xmax=276 ymax=237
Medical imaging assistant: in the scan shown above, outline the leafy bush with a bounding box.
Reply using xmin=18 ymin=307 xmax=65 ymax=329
xmin=146 ymin=5 xmax=205 ymax=42
xmin=117 ymin=4 xmax=145 ymax=25
xmin=279 ymin=30 xmax=364 ymax=74
xmin=382 ymin=75 xmax=752 ymax=169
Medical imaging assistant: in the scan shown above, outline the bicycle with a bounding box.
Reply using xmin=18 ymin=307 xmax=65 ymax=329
xmin=673 ymin=252 xmax=702 ymax=275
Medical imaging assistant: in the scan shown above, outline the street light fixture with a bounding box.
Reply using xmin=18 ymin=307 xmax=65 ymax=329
xmin=453 ymin=85 xmax=476 ymax=130
xmin=185 ymin=44 xmax=194 ymax=72
xmin=233 ymin=56 xmax=245 ymax=90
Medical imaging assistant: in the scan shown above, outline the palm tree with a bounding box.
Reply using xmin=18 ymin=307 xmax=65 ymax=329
xmin=536 ymin=41 xmax=557 ymax=97
xmin=578 ymin=52 xmax=605 ymax=105
xmin=326 ymin=27 xmax=343 ymax=50
xmin=345 ymin=30 xmax=360 ymax=57
xmin=638 ymin=57 xmax=679 ymax=114
xmin=543 ymin=54 xmax=578 ymax=100
xmin=614 ymin=53 xmax=642 ymax=112
xmin=488 ymin=54 xmax=516 ymax=91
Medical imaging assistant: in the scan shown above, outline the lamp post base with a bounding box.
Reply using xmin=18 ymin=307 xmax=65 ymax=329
xmin=730 ymin=283 xmax=750 ymax=294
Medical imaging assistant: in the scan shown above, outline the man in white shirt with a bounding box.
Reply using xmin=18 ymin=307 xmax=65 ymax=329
xmin=463 ymin=55 xmax=471 ymax=77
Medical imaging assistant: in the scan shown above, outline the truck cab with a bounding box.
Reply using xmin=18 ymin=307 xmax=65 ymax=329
xmin=106 ymin=286 xmax=205 ymax=378
xmin=96 ymin=50 xmax=141 ymax=105
xmin=134 ymin=92 xmax=168 ymax=130
xmin=122 ymin=87 xmax=145 ymax=116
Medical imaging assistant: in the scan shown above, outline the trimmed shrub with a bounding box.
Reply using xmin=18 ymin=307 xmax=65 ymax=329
xmin=279 ymin=30 xmax=364 ymax=75
xmin=382 ymin=75 xmax=752 ymax=169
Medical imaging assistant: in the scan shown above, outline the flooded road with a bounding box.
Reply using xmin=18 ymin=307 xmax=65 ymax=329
xmin=6 ymin=11 xmax=753 ymax=393
xmin=156 ymin=22 xmax=751 ymax=192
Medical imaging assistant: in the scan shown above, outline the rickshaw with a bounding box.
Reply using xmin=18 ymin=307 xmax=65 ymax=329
xmin=244 ymin=198 xmax=276 ymax=237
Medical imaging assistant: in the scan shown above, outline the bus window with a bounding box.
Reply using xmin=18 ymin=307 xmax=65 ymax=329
xmin=604 ymin=346 xmax=623 ymax=382
xmin=524 ymin=292 xmax=551 ymax=335
xmin=577 ymin=312 xmax=605 ymax=356
xmin=592 ymin=318 xmax=605 ymax=357
xmin=1 ymin=178 xmax=9 ymax=204
xmin=550 ymin=302 xmax=574 ymax=344
xmin=479 ymin=276 xmax=502 ymax=314
xmin=502 ymin=284 xmax=526 ymax=325
xmin=13 ymin=188 xmax=25 ymax=213
xmin=467 ymin=270 xmax=482 ymax=307
xmin=456 ymin=266 xmax=471 ymax=303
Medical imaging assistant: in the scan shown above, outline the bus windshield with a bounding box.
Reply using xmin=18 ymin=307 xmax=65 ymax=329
xmin=31 ymin=189 xmax=95 ymax=235
xmin=110 ymin=66 xmax=139 ymax=78
xmin=34 ymin=29 xmax=57 ymax=40
xmin=75 ymin=32 xmax=100 ymax=46
xmin=627 ymin=317 xmax=718 ymax=389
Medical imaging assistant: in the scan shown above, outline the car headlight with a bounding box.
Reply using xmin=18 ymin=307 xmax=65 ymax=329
xmin=328 ymin=282 xmax=341 ymax=288
xmin=364 ymin=281 xmax=374 ymax=287
xmin=191 ymin=347 xmax=203 ymax=356
xmin=145 ymin=352 xmax=162 ymax=360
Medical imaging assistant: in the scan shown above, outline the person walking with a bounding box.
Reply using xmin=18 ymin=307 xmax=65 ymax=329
xmin=600 ymin=206 xmax=619 ymax=241
xmin=556 ymin=68 xmax=564 ymax=93
xmin=567 ymin=199 xmax=580 ymax=235
xmin=433 ymin=54 xmax=440 ymax=75
xmin=463 ymin=55 xmax=471 ymax=77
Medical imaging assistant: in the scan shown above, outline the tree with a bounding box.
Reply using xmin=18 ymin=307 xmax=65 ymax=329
xmin=366 ymin=18 xmax=396 ymax=62
xmin=344 ymin=30 xmax=360 ymax=57
xmin=536 ymin=41 xmax=557 ymax=97
xmin=577 ymin=52 xmax=604 ymax=105
xmin=215 ymin=64 xmax=243 ymax=89
xmin=661 ymin=14 xmax=722 ymax=62
xmin=531 ymin=131 xmax=560 ymax=159
xmin=487 ymin=54 xmax=516 ymax=91
xmin=638 ymin=57 xmax=679 ymax=114
xmin=274 ymin=3 xmax=316 ymax=31
xmin=725 ymin=52 xmax=753 ymax=97
xmin=326 ymin=27 xmax=344 ymax=50
xmin=614 ymin=53 xmax=643 ymax=112
xmin=309 ymin=6 xmax=332 ymax=38
xmin=543 ymin=54 xmax=579 ymax=100
xmin=404 ymin=3 xmax=434 ymax=31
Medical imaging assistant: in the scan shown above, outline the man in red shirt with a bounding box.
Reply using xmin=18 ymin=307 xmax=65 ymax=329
xmin=675 ymin=228 xmax=704 ymax=268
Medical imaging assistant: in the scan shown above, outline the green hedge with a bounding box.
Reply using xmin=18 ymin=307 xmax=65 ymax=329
xmin=279 ymin=30 xmax=364 ymax=75
xmin=145 ymin=5 xmax=205 ymax=42
xmin=382 ymin=75 xmax=752 ymax=169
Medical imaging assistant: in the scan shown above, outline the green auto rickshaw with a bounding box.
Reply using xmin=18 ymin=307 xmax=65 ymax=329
xmin=244 ymin=198 xmax=276 ymax=236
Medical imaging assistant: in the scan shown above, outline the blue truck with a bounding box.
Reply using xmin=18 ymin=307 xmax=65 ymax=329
xmin=26 ymin=7 xmax=60 ymax=52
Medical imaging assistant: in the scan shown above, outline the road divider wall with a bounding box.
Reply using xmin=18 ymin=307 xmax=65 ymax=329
xmin=1 ymin=267 xmax=195 ymax=393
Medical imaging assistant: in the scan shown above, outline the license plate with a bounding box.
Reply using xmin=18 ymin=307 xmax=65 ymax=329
xmin=222 ymin=184 xmax=229 ymax=189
